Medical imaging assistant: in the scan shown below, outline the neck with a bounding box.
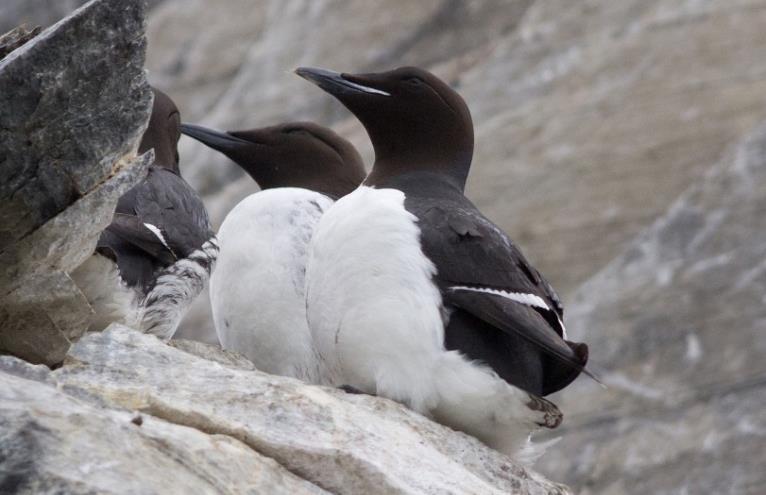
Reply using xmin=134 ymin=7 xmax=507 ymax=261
xmin=366 ymin=147 xmax=472 ymax=191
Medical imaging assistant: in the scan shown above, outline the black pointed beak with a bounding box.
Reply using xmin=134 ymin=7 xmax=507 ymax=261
xmin=180 ymin=123 xmax=252 ymax=153
xmin=294 ymin=67 xmax=390 ymax=97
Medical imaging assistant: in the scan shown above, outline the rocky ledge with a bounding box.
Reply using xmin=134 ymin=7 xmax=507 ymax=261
xmin=1 ymin=326 xmax=569 ymax=495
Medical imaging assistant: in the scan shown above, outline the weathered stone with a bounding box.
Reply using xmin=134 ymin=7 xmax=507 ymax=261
xmin=0 ymin=153 xmax=151 ymax=292
xmin=0 ymin=24 xmax=40 ymax=59
xmin=0 ymin=151 xmax=151 ymax=365
xmin=0 ymin=272 xmax=87 ymax=365
xmin=0 ymin=0 xmax=153 ymax=365
xmin=0 ymin=359 xmax=330 ymax=495
xmin=23 ymin=325 xmax=568 ymax=495
xmin=536 ymin=121 xmax=766 ymax=493
xmin=0 ymin=0 xmax=152 ymax=251
xmin=169 ymin=338 xmax=256 ymax=370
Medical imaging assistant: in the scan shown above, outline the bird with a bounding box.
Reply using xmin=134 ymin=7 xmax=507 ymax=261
xmin=71 ymin=87 xmax=217 ymax=340
xmin=296 ymin=66 xmax=591 ymax=462
xmin=180 ymin=121 xmax=366 ymax=383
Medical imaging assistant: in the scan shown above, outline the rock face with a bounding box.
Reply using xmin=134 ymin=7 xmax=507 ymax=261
xmin=0 ymin=0 xmax=152 ymax=365
xmin=0 ymin=326 xmax=569 ymax=495
xmin=0 ymin=360 xmax=327 ymax=495
xmin=535 ymin=121 xmax=766 ymax=494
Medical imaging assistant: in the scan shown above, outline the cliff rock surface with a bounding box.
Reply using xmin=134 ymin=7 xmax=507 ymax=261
xmin=0 ymin=0 xmax=152 ymax=365
xmin=0 ymin=326 xmax=570 ymax=495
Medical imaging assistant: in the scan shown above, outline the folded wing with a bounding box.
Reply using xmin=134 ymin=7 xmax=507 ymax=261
xmin=418 ymin=205 xmax=590 ymax=394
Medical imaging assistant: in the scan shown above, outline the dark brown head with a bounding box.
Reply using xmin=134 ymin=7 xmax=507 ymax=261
xmin=138 ymin=87 xmax=182 ymax=173
xmin=295 ymin=66 xmax=473 ymax=190
xmin=179 ymin=121 xmax=366 ymax=198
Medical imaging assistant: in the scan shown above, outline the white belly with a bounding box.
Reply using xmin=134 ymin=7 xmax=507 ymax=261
xmin=306 ymin=186 xmax=445 ymax=410
xmin=210 ymin=188 xmax=332 ymax=383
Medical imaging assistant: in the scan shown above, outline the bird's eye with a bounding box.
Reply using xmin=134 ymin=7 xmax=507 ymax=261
xmin=404 ymin=76 xmax=422 ymax=85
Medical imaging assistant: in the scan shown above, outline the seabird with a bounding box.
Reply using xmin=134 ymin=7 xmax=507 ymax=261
xmin=296 ymin=66 xmax=591 ymax=461
xmin=72 ymin=88 xmax=217 ymax=339
xmin=180 ymin=121 xmax=366 ymax=383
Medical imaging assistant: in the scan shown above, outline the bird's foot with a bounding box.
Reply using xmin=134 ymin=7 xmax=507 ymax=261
xmin=525 ymin=394 xmax=563 ymax=429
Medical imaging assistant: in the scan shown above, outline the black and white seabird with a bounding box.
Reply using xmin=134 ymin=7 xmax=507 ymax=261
xmin=296 ymin=66 xmax=591 ymax=461
xmin=180 ymin=121 xmax=366 ymax=383
xmin=72 ymin=88 xmax=217 ymax=339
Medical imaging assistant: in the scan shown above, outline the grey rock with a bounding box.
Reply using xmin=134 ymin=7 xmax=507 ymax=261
xmin=0 ymin=147 xmax=151 ymax=367
xmin=0 ymin=357 xmax=330 ymax=495
xmin=0 ymin=153 xmax=152 ymax=292
xmin=536 ymin=121 xmax=766 ymax=494
xmin=28 ymin=325 xmax=568 ymax=495
xmin=169 ymin=338 xmax=256 ymax=370
xmin=0 ymin=273 xmax=87 ymax=365
xmin=0 ymin=0 xmax=153 ymax=365
xmin=0 ymin=0 xmax=152 ymax=250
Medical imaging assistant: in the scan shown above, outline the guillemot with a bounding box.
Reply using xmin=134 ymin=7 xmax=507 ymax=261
xmin=297 ymin=66 xmax=591 ymax=461
xmin=71 ymin=88 xmax=217 ymax=339
xmin=180 ymin=121 xmax=366 ymax=383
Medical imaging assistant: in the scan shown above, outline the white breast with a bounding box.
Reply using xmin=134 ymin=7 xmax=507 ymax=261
xmin=210 ymin=188 xmax=332 ymax=384
xmin=305 ymin=186 xmax=445 ymax=409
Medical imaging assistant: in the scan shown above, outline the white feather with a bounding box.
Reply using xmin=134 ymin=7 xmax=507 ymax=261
xmin=211 ymin=188 xmax=332 ymax=384
xmin=143 ymin=223 xmax=171 ymax=252
xmin=448 ymin=286 xmax=568 ymax=339
xmin=448 ymin=286 xmax=549 ymax=310
xmin=306 ymin=186 xmax=554 ymax=460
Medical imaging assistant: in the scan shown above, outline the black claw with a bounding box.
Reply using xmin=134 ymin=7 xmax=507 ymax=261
xmin=526 ymin=393 xmax=563 ymax=428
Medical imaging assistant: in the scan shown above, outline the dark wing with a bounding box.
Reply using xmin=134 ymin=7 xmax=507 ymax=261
xmin=417 ymin=204 xmax=590 ymax=391
xmin=130 ymin=167 xmax=214 ymax=259
xmin=96 ymin=230 xmax=156 ymax=289
xmin=98 ymin=167 xmax=213 ymax=289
